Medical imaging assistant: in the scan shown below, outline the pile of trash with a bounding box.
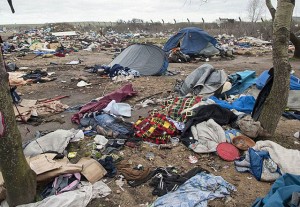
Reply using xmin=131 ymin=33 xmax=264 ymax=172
xmin=1 ymin=27 xmax=134 ymax=59
xmin=0 ymin=61 xmax=299 ymax=207
xmin=1 ymin=22 xmax=300 ymax=206
xmin=217 ymin=34 xmax=272 ymax=56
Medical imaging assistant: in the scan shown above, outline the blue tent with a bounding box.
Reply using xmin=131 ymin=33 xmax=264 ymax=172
xmin=163 ymin=27 xmax=218 ymax=55
xmin=256 ymin=70 xmax=300 ymax=90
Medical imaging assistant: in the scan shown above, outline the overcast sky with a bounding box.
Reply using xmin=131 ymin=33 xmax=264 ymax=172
xmin=0 ymin=0 xmax=300 ymax=25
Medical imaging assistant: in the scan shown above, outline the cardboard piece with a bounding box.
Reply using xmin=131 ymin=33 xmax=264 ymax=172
xmin=77 ymin=157 xmax=107 ymax=184
xmin=28 ymin=153 xmax=61 ymax=175
xmin=20 ymin=99 xmax=37 ymax=108
xmin=37 ymin=158 xmax=82 ymax=182
xmin=27 ymin=153 xmax=83 ymax=182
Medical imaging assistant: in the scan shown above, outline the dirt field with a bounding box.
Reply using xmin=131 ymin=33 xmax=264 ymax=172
xmin=5 ymin=49 xmax=300 ymax=207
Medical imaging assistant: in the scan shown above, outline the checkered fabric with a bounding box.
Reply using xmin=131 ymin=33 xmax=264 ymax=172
xmin=160 ymin=96 xmax=202 ymax=122
xmin=134 ymin=113 xmax=177 ymax=144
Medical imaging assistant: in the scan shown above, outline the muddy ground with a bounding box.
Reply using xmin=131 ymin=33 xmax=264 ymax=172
xmin=4 ymin=49 xmax=300 ymax=207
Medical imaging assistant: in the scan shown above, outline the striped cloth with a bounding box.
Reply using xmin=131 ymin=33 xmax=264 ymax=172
xmin=160 ymin=96 xmax=202 ymax=122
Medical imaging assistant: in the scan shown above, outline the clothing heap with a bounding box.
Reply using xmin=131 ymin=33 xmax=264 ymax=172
xmin=85 ymin=64 xmax=140 ymax=80
xmin=8 ymin=69 xmax=56 ymax=86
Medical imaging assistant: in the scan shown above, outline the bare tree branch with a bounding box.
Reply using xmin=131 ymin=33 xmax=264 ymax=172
xmin=266 ymin=0 xmax=276 ymax=20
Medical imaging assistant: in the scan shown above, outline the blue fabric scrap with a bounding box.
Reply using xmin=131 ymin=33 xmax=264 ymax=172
xmin=210 ymin=95 xmax=256 ymax=114
xmin=252 ymin=174 xmax=300 ymax=207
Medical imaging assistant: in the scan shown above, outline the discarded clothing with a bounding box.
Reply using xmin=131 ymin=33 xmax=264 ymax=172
xmin=104 ymin=64 xmax=140 ymax=78
xmin=8 ymin=181 xmax=111 ymax=207
xmin=149 ymin=167 xmax=208 ymax=197
xmin=253 ymin=140 xmax=300 ymax=175
xmin=210 ymin=95 xmax=255 ymax=114
xmin=234 ymin=149 xmax=281 ymax=182
xmin=23 ymin=129 xmax=78 ymax=157
xmin=178 ymin=64 xmax=227 ymax=96
xmin=98 ymin=156 xmax=117 ymax=178
xmin=256 ymin=70 xmax=300 ymax=90
xmin=283 ymin=111 xmax=300 ymax=120
xmin=71 ymin=84 xmax=137 ymax=124
xmin=117 ymin=161 xmax=152 ymax=184
xmin=225 ymin=70 xmax=257 ymax=95
xmin=152 ymin=172 xmax=236 ymax=207
xmin=41 ymin=173 xmax=81 ymax=198
xmin=181 ymin=104 xmax=237 ymax=144
xmin=93 ymin=113 xmax=134 ymax=139
xmin=252 ymin=174 xmax=300 ymax=207
xmin=134 ymin=113 xmax=177 ymax=144
xmin=22 ymin=69 xmax=55 ymax=83
xmin=159 ymin=96 xmax=202 ymax=122
xmin=236 ymin=115 xmax=265 ymax=138
xmin=190 ymin=119 xmax=226 ymax=153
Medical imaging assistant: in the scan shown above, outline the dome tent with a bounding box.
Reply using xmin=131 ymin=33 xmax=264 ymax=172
xmin=163 ymin=27 xmax=219 ymax=56
xmin=109 ymin=44 xmax=169 ymax=76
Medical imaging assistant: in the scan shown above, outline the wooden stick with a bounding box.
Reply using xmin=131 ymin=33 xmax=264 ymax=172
xmin=135 ymin=92 xmax=163 ymax=103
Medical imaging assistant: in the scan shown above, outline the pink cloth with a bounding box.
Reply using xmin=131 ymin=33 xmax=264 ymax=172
xmin=71 ymin=84 xmax=137 ymax=124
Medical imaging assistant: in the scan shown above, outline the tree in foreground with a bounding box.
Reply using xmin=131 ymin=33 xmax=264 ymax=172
xmin=0 ymin=45 xmax=36 ymax=207
xmin=257 ymin=0 xmax=295 ymax=134
xmin=0 ymin=1 xmax=37 ymax=206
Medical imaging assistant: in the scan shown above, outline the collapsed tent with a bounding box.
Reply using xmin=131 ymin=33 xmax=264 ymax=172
xmin=177 ymin=64 xmax=227 ymax=96
xmin=163 ymin=27 xmax=219 ymax=56
xmin=109 ymin=44 xmax=168 ymax=76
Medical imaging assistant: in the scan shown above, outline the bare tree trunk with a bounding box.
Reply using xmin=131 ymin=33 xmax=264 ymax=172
xmin=0 ymin=49 xmax=36 ymax=206
xmin=258 ymin=0 xmax=294 ymax=134
xmin=266 ymin=0 xmax=300 ymax=58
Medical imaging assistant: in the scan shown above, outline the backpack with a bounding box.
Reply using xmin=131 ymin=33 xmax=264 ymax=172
xmin=41 ymin=173 xmax=81 ymax=198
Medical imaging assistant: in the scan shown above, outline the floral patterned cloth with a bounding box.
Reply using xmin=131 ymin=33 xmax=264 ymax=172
xmin=134 ymin=113 xmax=177 ymax=144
